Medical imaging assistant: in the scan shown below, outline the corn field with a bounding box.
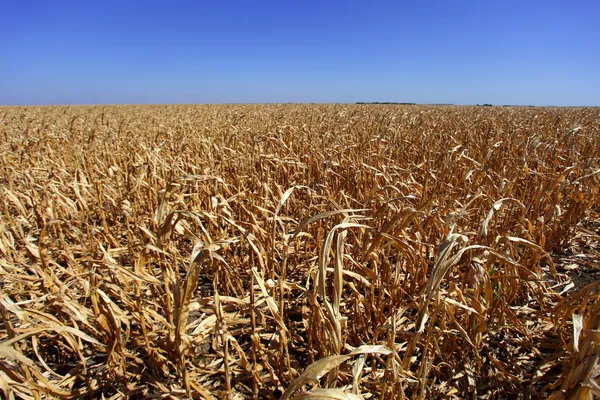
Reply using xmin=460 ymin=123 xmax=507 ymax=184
xmin=0 ymin=104 xmax=599 ymax=399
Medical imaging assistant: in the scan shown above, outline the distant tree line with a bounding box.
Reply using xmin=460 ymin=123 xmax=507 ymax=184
xmin=356 ymin=102 xmax=416 ymax=105
xmin=481 ymin=104 xmax=538 ymax=107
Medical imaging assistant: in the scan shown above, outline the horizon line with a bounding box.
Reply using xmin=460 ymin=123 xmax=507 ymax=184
xmin=1 ymin=102 xmax=598 ymax=108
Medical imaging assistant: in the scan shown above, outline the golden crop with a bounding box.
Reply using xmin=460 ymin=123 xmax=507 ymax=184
xmin=0 ymin=104 xmax=599 ymax=399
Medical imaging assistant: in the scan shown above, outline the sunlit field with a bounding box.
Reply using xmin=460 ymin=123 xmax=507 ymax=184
xmin=1 ymin=104 xmax=599 ymax=399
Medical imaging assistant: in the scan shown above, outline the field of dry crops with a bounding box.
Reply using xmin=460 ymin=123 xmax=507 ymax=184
xmin=0 ymin=104 xmax=599 ymax=399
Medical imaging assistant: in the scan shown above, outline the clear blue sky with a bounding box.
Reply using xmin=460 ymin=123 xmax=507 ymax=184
xmin=2 ymin=0 xmax=599 ymax=106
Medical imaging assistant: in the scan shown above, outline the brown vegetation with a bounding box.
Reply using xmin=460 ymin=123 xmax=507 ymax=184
xmin=0 ymin=104 xmax=599 ymax=399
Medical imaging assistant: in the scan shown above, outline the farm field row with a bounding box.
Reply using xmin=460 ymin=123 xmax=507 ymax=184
xmin=0 ymin=104 xmax=599 ymax=399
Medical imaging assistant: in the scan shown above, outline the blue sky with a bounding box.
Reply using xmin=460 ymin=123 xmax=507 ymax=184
xmin=1 ymin=0 xmax=599 ymax=105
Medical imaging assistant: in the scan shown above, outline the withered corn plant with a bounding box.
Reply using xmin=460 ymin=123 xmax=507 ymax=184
xmin=0 ymin=104 xmax=599 ymax=399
